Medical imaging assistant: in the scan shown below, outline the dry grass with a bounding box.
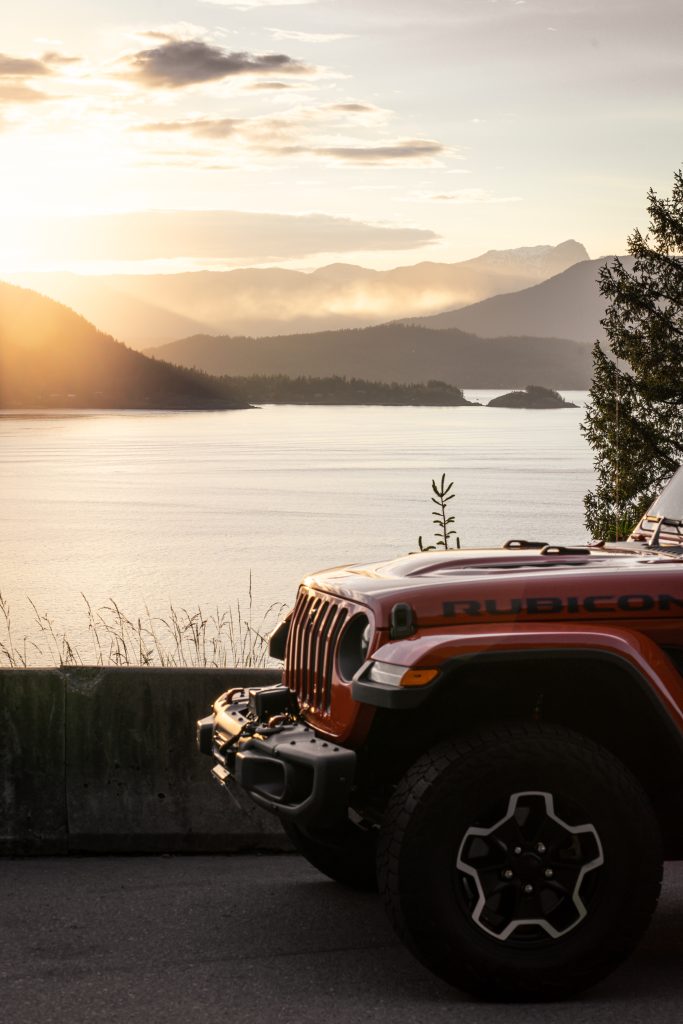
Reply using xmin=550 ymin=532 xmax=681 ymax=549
xmin=0 ymin=584 xmax=286 ymax=669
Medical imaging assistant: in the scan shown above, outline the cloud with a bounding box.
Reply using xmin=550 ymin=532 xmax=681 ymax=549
xmin=137 ymin=23 xmax=209 ymax=42
xmin=15 ymin=209 xmax=438 ymax=263
xmin=0 ymin=49 xmax=79 ymax=107
xmin=418 ymin=188 xmax=521 ymax=204
xmin=248 ymin=80 xmax=294 ymax=90
xmin=0 ymin=83 xmax=51 ymax=103
xmin=305 ymin=139 xmax=445 ymax=164
xmin=41 ymin=51 xmax=80 ymax=66
xmin=133 ymin=104 xmax=443 ymax=168
xmin=328 ymin=103 xmax=378 ymax=113
xmin=319 ymin=102 xmax=392 ymax=127
xmin=124 ymin=37 xmax=313 ymax=88
xmin=268 ymin=29 xmax=354 ymax=42
xmin=133 ymin=103 xmax=392 ymax=147
xmin=136 ymin=117 xmax=242 ymax=138
xmin=0 ymin=53 xmax=52 ymax=76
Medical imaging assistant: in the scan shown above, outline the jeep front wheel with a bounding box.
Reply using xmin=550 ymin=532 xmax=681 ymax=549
xmin=377 ymin=723 xmax=662 ymax=1001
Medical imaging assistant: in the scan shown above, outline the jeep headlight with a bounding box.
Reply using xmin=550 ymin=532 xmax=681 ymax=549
xmin=338 ymin=614 xmax=373 ymax=680
xmin=268 ymin=614 xmax=291 ymax=661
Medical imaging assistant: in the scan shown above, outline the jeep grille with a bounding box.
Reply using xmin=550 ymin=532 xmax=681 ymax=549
xmin=284 ymin=590 xmax=348 ymax=713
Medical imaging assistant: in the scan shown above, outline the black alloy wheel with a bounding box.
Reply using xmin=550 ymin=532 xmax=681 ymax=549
xmin=378 ymin=723 xmax=662 ymax=1001
xmin=456 ymin=789 xmax=604 ymax=944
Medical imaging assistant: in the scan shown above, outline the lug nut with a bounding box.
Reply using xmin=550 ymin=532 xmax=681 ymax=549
xmin=544 ymin=868 xmax=554 ymax=878
xmin=503 ymin=869 xmax=514 ymax=880
xmin=524 ymin=884 xmax=534 ymax=894
xmin=536 ymin=842 xmax=547 ymax=854
xmin=513 ymin=846 xmax=522 ymax=855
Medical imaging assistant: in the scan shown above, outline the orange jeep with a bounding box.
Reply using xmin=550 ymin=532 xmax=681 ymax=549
xmin=198 ymin=468 xmax=683 ymax=1000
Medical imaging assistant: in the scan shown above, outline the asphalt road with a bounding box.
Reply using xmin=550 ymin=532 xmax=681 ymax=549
xmin=2 ymin=855 xmax=683 ymax=1024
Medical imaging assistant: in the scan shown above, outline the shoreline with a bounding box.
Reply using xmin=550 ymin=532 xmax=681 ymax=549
xmin=0 ymin=396 xmax=584 ymax=413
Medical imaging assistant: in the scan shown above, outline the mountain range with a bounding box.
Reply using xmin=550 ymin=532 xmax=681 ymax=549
xmin=0 ymin=282 xmax=245 ymax=409
xmin=146 ymin=323 xmax=592 ymax=390
xmin=11 ymin=240 xmax=588 ymax=348
xmin=145 ymin=250 xmax=619 ymax=388
xmin=407 ymin=256 xmax=631 ymax=342
xmin=2 ymin=239 xmax=613 ymax=404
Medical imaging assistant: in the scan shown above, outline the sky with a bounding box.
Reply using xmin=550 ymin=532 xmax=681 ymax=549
xmin=1 ymin=0 xmax=682 ymax=274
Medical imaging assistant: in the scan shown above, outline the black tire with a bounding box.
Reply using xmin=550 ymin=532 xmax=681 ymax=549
xmin=377 ymin=723 xmax=662 ymax=1001
xmin=283 ymin=817 xmax=378 ymax=891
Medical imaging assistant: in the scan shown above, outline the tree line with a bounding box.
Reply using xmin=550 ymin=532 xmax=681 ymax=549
xmin=218 ymin=375 xmax=472 ymax=406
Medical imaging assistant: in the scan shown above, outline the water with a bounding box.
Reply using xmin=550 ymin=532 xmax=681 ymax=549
xmin=0 ymin=394 xmax=594 ymax=658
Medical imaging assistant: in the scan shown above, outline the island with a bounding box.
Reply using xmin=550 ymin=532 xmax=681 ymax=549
xmin=487 ymin=385 xmax=578 ymax=409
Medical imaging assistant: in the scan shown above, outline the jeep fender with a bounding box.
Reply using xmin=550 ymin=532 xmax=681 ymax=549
xmin=353 ymin=622 xmax=683 ymax=737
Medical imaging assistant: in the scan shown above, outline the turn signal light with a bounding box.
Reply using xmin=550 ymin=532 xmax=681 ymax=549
xmin=400 ymin=669 xmax=439 ymax=688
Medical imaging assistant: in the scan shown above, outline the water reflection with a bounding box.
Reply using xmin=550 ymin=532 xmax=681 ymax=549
xmin=1 ymin=396 xmax=594 ymax=658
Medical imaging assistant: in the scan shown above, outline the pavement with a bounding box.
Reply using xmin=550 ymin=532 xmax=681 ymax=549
xmin=2 ymin=854 xmax=683 ymax=1024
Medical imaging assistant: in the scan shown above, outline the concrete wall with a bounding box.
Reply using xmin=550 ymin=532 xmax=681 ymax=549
xmin=0 ymin=667 xmax=288 ymax=855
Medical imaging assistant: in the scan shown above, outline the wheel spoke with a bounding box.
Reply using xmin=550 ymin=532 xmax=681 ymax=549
xmin=512 ymin=794 xmax=548 ymax=843
xmin=491 ymin=815 xmax=527 ymax=852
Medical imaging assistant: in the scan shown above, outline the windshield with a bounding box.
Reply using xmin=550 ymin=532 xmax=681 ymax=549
xmin=646 ymin=466 xmax=683 ymax=522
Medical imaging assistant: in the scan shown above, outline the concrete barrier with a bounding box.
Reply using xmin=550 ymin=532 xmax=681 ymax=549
xmin=0 ymin=667 xmax=288 ymax=855
xmin=0 ymin=669 xmax=67 ymax=855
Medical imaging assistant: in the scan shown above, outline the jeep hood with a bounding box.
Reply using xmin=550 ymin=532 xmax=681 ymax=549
xmin=302 ymin=547 xmax=683 ymax=628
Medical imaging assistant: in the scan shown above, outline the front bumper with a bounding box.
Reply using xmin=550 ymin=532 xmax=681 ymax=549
xmin=197 ymin=686 xmax=356 ymax=824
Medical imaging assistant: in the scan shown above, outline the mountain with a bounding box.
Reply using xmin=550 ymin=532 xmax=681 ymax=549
xmin=0 ymin=281 xmax=246 ymax=409
xmin=147 ymin=323 xmax=592 ymax=390
xmin=406 ymin=257 xmax=632 ymax=342
xmin=12 ymin=240 xmax=588 ymax=348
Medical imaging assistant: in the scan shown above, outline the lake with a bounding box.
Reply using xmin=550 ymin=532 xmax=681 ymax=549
xmin=1 ymin=394 xmax=594 ymax=663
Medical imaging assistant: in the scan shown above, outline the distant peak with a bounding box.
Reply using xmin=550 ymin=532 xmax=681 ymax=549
xmin=480 ymin=244 xmax=552 ymax=258
xmin=312 ymin=262 xmax=368 ymax=277
xmin=478 ymin=240 xmax=588 ymax=261
xmin=553 ymin=239 xmax=590 ymax=259
xmin=470 ymin=240 xmax=589 ymax=279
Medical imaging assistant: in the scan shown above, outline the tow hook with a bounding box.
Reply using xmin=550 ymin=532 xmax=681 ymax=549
xmin=225 ymin=686 xmax=247 ymax=703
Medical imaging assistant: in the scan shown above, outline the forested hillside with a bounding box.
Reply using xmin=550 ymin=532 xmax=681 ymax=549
xmin=148 ymin=322 xmax=592 ymax=390
xmin=0 ymin=282 xmax=245 ymax=409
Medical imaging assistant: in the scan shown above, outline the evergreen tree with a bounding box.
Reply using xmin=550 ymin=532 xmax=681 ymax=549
xmin=583 ymin=170 xmax=683 ymax=539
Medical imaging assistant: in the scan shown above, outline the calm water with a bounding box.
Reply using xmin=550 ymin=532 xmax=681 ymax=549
xmin=1 ymin=394 xmax=594 ymax=657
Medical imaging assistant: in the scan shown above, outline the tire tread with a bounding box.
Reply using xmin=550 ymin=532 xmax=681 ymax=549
xmin=377 ymin=722 xmax=662 ymax=1001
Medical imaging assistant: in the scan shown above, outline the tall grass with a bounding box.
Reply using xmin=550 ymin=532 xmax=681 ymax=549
xmin=0 ymin=584 xmax=286 ymax=669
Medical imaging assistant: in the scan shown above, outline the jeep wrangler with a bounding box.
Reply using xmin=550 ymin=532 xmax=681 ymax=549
xmin=197 ymin=468 xmax=683 ymax=1000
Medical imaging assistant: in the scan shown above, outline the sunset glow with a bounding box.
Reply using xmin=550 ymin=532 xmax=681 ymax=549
xmin=1 ymin=1 xmax=682 ymax=274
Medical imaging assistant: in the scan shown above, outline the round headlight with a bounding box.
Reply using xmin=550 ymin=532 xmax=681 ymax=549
xmin=360 ymin=621 xmax=372 ymax=658
xmin=338 ymin=614 xmax=373 ymax=681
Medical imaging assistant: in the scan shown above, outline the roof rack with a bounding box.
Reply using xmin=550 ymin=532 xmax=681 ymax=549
xmin=503 ymin=539 xmax=548 ymax=550
xmin=540 ymin=545 xmax=591 ymax=556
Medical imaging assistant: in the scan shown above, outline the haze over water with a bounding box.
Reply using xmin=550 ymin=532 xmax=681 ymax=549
xmin=1 ymin=395 xmax=593 ymax=657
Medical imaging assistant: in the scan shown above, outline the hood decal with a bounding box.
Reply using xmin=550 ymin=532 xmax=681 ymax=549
xmin=443 ymin=593 xmax=683 ymax=618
